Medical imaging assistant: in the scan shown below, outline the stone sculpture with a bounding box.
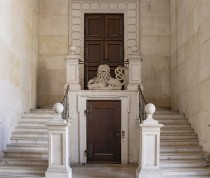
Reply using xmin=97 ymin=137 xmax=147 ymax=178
xmin=88 ymin=64 xmax=126 ymax=90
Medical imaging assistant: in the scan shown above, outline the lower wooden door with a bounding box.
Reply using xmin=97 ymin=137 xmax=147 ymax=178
xmin=86 ymin=100 xmax=121 ymax=163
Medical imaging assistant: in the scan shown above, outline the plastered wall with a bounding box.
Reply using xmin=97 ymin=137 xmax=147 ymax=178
xmin=140 ymin=0 xmax=171 ymax=107
xmin=38 ymin=0 xmax=171 ymax=108
xmin=38 ymin=0 xmax=69 ymax=107
xmin=0 ymin=0 xmax=38 ymax=150
xmin=171 ymin=0 xmax=210 ymax=153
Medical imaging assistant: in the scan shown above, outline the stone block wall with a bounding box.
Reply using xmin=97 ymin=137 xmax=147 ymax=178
xmin=171 ymin=0 xmax=210 ymax=153
xmin=140 ymin=0 xmax=171 ymax=107
xmin=0 ymin=0 xmax=38 ymax=150
xmin=38 ymin=0 xmax=69 ymax=107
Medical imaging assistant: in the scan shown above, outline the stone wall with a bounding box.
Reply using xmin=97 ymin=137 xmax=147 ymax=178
xmin=140 ymin=0 xmax=171 ymax=107
xmin=37 ymin=0 xmax=171 ymax=108
xmin=38 ymin=0 xmax=69 ymax=107
xmin=0 ymin=0 xmax=38 ymax=150
xmin=171 ymin=0 xmax=210 ymax=153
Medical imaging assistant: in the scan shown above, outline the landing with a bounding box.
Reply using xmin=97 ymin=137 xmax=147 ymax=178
xmin=72 ymin=164 xmax=137 ymax=178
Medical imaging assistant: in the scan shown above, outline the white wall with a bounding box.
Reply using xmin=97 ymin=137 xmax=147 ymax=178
xmin=140 ymin=0 xmax=171 ymax=107
xmin=0 ymin=0 xmax=38 ymax=150
xmin=171 ymin=0 xmax=210 ymax=153
xmin=38 ymin=0 xmax=69 ymax=108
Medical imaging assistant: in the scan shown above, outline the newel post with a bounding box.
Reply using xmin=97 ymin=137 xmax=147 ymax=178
xmin=136 ymin=103 xmax=163 ymax=178
xmin=65 ymin=46 xmax=81 ymax=90
xmin=45 ymin=103 xmax=72 ymax=178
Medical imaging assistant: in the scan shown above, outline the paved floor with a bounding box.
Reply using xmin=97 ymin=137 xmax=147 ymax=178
xmin=72 ymin=164 xmax=137 ymax=178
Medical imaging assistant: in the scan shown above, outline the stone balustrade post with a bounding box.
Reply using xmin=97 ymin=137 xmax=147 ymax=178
xmin=136 ymin=103 xmax=163 ymax=178
xmin=127 ymin=55 xmax=143 ymax=90
xmin=45 ymin=103 xmax=72 ymax=178
xmin=65 ymin=46 xmax=81 ymax=90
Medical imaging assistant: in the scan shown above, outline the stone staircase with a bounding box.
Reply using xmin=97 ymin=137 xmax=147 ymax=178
xmin=0 ymin=109 xmax=57 ymax=178
xmin=154 ymin=109 xmax=210 ymax=178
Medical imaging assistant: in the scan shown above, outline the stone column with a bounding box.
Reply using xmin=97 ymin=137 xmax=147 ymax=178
xmin=136 ymin=103 xmax=163 ymax=178
xmin=45 ymin=103 xmax=72 ymax=178
xmin=127 ymin=55 xmax=143 ymax=90
xmin=65 ymin=46 xmax=81 ymax=90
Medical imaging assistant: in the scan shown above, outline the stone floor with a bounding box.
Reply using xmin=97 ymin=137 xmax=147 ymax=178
xmin=72 ymin=164 xmax=137 ymax=178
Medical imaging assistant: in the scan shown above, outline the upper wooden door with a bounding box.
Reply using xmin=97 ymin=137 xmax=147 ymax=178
xmin=84 ymin=14 xmax=124 ymax=89
xmin=86 ymin=100 xmax=121 ymax=163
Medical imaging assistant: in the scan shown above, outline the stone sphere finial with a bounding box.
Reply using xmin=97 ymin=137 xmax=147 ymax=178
xmin=53 ymin=103 xmax=64 ymax=114
xmin=70 ymin=46 xmax=76 ymax=55
xmin=145 ymin=103 xmax=156 ymax=114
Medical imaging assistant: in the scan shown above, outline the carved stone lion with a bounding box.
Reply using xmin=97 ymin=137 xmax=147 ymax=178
xmin=88 ymin=64 xmax=125 ymax=90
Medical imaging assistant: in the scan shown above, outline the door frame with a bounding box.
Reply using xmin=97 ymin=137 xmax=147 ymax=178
xmin=77 ymin=92 xmax=130 ymax=164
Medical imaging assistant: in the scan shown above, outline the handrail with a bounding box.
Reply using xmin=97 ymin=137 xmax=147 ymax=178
xmin=62 ymin=85 xmax=70 ymax=120
xmin=138 ymin=85 xmax=147 ymax=123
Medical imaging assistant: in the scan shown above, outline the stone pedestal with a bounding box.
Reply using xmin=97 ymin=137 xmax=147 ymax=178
xmin=136 ymin=103 xmax=163 ymax=178
xmin=65 ymin=47 xmax=81 ymax=90
xmin=127 ymin=55 xmax=142 ymax=91
xmin=45 ymin=103 xmax=72 ymax=178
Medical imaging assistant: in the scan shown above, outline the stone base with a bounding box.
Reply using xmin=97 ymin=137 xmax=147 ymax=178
xmin=45 ymin=167 xmax=72 ymax=178
xmin=69 ymin=84 xmax=81 ymax=90
xmin=136 ymin=168 xmax=162 ymax=178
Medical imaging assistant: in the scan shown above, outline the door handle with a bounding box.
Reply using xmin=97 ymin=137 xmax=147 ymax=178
xmin=115 ymin=129 xmax=120 ymax=137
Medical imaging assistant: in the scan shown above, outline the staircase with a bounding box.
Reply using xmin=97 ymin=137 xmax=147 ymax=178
xmin=0 ymin=109 xmax=56 ymax=178
xmin=154 ymin=109 xmax=210 ymax=178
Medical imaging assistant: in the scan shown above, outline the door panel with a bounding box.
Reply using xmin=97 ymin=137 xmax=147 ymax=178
xmin=85 ymin=41 xmax=104 ymax=63
xmin=105 ymin=41 xmax=124 ymax=63
xmin=86 ymin=100 xmax=121 ymax=163
xmin=84 ymin=14 xmax=124 ymax=89
xmin=105 ymin=15 xmax=124 ymax=40
xmin=85 ymin=15 xmax=104 ymax=40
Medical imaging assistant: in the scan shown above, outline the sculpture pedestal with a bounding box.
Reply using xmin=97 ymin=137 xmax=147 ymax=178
xmin=45 ymin=105 xmax=72 ymax=178
xmin=136 ymin=104 xmax=163 ymax=178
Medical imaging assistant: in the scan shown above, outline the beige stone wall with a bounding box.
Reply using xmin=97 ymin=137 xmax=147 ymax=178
xmin=171 ymin=0 xmax=210 ymax=153
xmin=38 ymin=0 xmax=69 ymax=107
xmin=140 ymin=0 xmax=171 ymax=107
xmin=0 ymin=0 xmax=38 ymax=150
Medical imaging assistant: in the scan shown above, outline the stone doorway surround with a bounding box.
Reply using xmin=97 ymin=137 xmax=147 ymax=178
xmin=68 ymin=90 xmax=139 ymax=164
xmin=67 ymin=0 xmax=142 ymax=164
xmin=69 ymin=0 xmax=140 ymax=88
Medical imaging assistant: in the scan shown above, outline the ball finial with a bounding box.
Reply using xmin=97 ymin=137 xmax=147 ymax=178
xmin=53 ymin=103 xmax=64 ymax=114
xmin=145 ymin=103 xmax=156 ymax=114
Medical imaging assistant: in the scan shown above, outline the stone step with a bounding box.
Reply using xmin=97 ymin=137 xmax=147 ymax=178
xmin=7 ymin=143 xmax=48 ymax=152
xmin=4 ymin=150 xmax=48 ymax=159
xmin=30 ymin=109 xmax=53 ymax=113
xmin=161 ymin=167 xmax=210 ymax=176
xmin=18 ymin=121 xmax=47 ymax=127
xmin=161 ymin=128 xmax=194 ymax=134
xmin=158 ymin=120 xmax=189 ymax=124
xmin=11 ymin=137 xmax=48 ymax=144
xmin=160 ymin=145 xmax=202 ymax=153
xmin=160 ymin=160 xmax=209 ymax=168
xmin=160 ymin=152 xmax=204 ymax=160
xmin=21 ymin=118 xmax=52 ymax=123
xmin=162 ymin=124 xmax=191 ymax=128
xmin=15 ymin=126 xmax=47 ymax=132
xmin=160 ymin=140 xmax=199 ymax=146
xmin=1 ymin=157 xmax=48 ymax=166
xmin=163 ymin=176 xmax=210 ymax=178
xmin=0 ymin=173 xmax=45 ymax=178
xmin=0 ymin=165 xmax=47 ymax=175
xmin=154 ymin=114 xmax=185 ymax=119
xmin=22 ymin=113 xmax=57 ymax=118
xmin=12 ymin=131 xmax=48 ymax=138
xmin=161 ymin=134 xmax=197 ymax=140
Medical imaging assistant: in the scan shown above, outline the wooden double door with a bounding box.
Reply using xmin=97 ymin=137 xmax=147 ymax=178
xmin=86 ymin=100 xmax=121 ymax=163
xmin=84 ymin=14 xmax=124 ymax=89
